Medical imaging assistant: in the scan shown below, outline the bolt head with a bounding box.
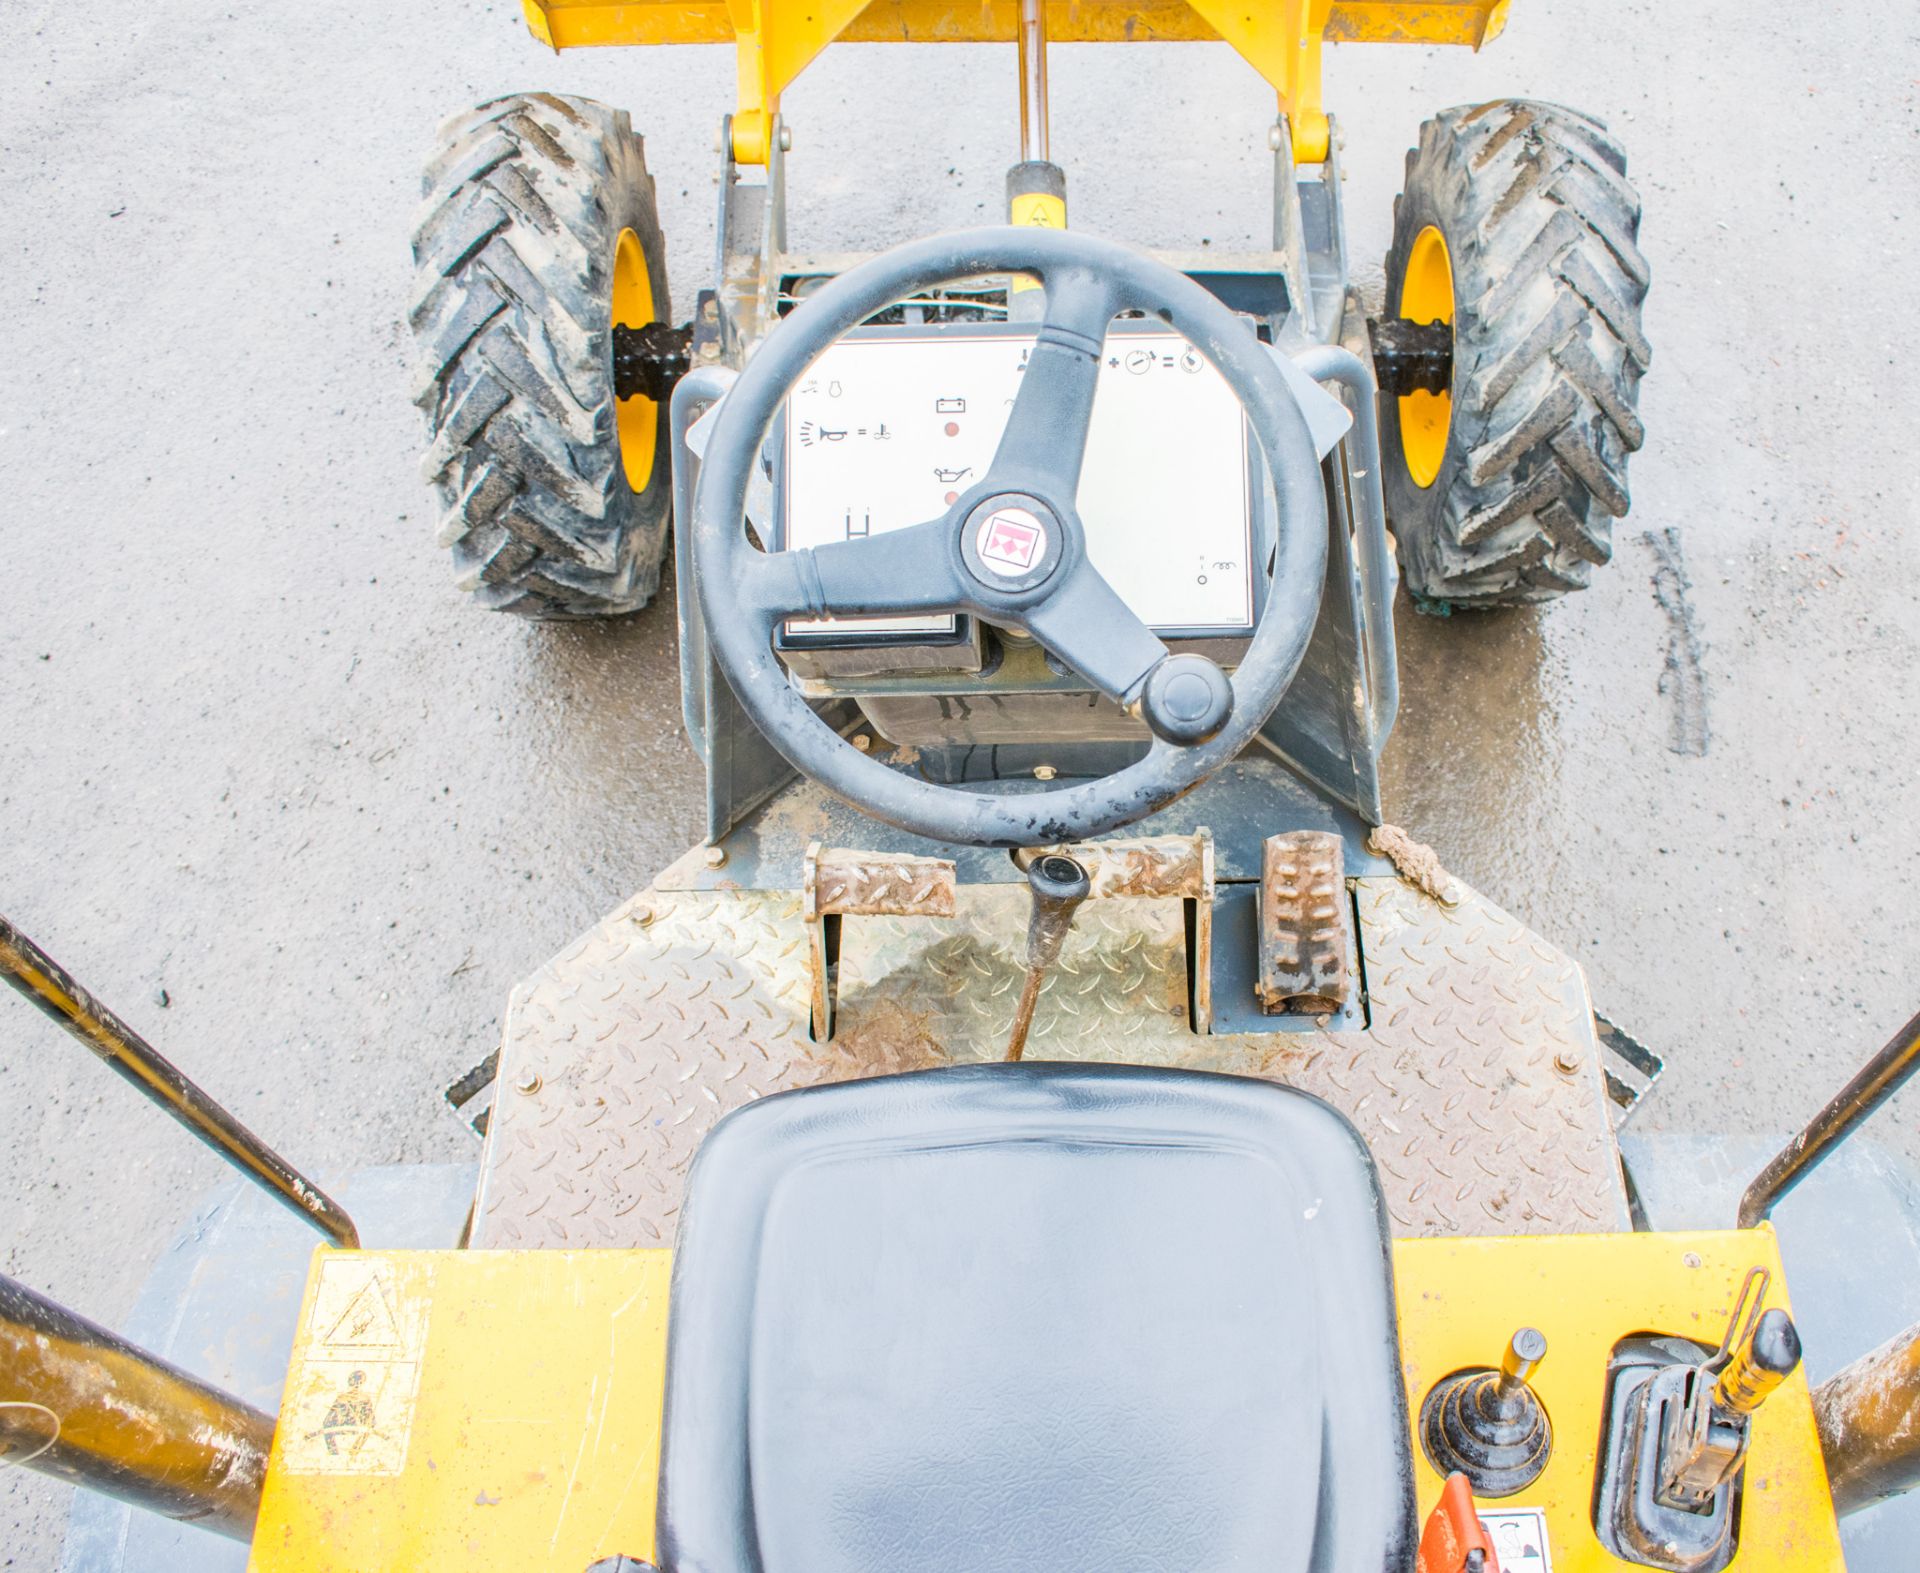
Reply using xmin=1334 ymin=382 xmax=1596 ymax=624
xmin=1555 ymin=1047 xmax=1583 ymax=1075
xmin=515 ymin=1070 xmax=542 ymax=1095
xmin=704 ymin=845 xmax=728 ymax=868
xmin=632 ymin=903 xmax=655 ymax=926
xmin=1268 ymin=124 xmax=1284 ymax=152
xmin=777 ymin=124 xmax=793 ymax=152
xmin=851 ymin=733 xmax=872 ymax=752
xmin=1033 ymin=764 xmax=1057 ymax=781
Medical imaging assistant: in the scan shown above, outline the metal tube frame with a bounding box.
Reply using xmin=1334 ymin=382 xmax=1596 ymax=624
xmin=1 ymin=1271 xmax=275 ymax=1540
xmin=1017 ymin=0 xmax=1049 ymax=163
xmin=0 ymin=914 xmax=360 ymax=1249
xmin=1814 ymin=1320 xmax=1920 ymax=1516
xmin=1737 ymin=1006 xmax=1920 ymax=1228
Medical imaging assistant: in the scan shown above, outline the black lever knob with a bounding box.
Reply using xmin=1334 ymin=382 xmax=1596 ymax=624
xmin=1714 ymin=1307 xmax=1801 ymax=1416
xmin=1139 ymin=654 xmax=1233 ymax=746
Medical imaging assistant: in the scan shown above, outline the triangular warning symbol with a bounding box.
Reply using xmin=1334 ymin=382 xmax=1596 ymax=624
xmin=322 ymin=1277 xmax=402 ymax=1350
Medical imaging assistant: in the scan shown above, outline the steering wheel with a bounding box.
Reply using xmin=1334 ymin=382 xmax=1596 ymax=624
xmin=692 ymin=227 xmax=1328 ymax=848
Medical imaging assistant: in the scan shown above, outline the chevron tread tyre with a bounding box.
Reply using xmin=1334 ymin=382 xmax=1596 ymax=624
xmin=409 ymin=93 xmax=671 ymax=619
xmin=1381 ymin=100 xmax=1651 ymax=609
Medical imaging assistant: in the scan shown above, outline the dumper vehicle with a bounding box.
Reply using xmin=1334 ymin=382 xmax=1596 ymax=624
xmin=412 ymin=0 xmax=1649 ymax=617
xmin=9 ymin=1 xmax=1920 ymax=1571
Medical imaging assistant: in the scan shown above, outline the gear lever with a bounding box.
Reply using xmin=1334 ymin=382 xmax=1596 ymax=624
xmin=1004 ymin=854 xmax=1091 ymax=1061
xmin=1420 ymin=1327 xmax=1554 ymax=1496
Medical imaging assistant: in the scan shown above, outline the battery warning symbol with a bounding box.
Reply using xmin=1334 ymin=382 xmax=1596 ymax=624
xmin=935 ymin=396 xmax=966 ymax=414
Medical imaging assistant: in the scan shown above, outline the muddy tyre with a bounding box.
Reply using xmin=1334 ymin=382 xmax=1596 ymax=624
xmin=409 ymin=94 xmax=671 ymax=618
xmin=1380 ymin=100 xmax=1651 ymax=609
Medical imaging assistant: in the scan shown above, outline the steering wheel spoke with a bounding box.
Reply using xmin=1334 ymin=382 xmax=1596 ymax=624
xmin=985 ymin=267 xmax=1121 ymax=499
xmin=742 ymin=517 xmax=964 ymax=624
xmin=1021 ymin=557 xmax=1167 ymax=705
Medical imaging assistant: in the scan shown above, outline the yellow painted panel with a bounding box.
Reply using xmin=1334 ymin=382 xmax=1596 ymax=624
xmin=1393 ymin=1229 xmax=1847 ymax=1572
xmin=521 ymin=0 xmax=1506 ymax=50
xmin=249 ymin=1250 xmax=672 ymax=1573
xmin=1326 ymin=0 xmax=1505 ymax=45
xmin=253 ymin=1230 xmax=1841 ymax=1570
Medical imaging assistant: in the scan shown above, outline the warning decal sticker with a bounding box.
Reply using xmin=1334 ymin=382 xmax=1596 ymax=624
xmin=278 ymin=1256 xmax=431 ymax=1476
xmin=1478 ymin=1505 xmax=1553 ymax=1572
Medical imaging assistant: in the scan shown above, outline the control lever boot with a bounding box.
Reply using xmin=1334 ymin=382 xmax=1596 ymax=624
xmin=1594 ymin=1268 xmax=1803 ymax=1572
xmin=1420 ymin=1328 xmax=1553 ymax=1497
xmin=1657 ymin=1307 xmax=1802 ymax=1511
xmin=1004 ymin=854 xmax=1091 ymax=1060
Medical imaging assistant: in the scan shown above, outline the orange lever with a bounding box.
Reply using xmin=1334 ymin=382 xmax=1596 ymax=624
xmin=1416 ymin=1472 xmax=1501 ymax=1573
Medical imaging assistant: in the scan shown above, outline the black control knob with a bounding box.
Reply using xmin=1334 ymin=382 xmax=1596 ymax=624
xmin=1419 ymin=1327 xmax=1554 ymax=1498
xmin=1139 ymin=654 xmax=1233 ymax=746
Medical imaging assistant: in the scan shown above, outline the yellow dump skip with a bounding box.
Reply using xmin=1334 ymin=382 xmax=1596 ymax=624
xmin=519 ymin=0 xmax=1511 ymax=163
xmin=521 ymin=0 xmax=1510 ymax=49
xmin=249 ymin=1250 xmax=671 ymax=1572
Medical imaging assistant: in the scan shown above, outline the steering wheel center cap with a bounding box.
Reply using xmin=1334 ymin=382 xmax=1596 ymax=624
xmin=961 ymin=494 xmax=1062 ymax=593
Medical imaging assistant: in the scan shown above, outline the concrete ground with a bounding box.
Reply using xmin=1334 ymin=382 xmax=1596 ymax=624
xmin=3 ymin=0 xmax=1917 ymax=1560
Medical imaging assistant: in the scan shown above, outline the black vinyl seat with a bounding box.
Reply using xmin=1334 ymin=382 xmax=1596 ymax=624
xmin=657 ymin=1062 xmax=1414 ymax=1573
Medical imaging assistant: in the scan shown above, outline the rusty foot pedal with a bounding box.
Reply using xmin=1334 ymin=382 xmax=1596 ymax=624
xmin=1595 ymin=1013 xmax=1666 ymax=1128
xmin=804 ymin=843 xmax=955 ymax=1041
xmin=1257 ymin=831 xmax=1353 ymax=1016
xmin=444 ymin=1048 xmax=499 ymax=1138
xmin=1020 ymin=829 xmax=1216 ymax=1034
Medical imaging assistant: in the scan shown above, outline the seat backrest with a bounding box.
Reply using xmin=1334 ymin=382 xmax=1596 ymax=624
xmin=657 ymin=1062 xmax=1414 ymax=1573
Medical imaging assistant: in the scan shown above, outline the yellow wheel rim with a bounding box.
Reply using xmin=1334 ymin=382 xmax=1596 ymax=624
xmin=612 ymin=227 xmax=657 ymax=495
xmin=1397 ymin=224 xmax=1454 ymax=490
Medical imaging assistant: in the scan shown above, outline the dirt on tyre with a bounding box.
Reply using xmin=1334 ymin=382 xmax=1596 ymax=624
xmin=410 ymin=93 xmax=672 ymax=618
xmin=1381 ymin=100 xmax=1651 ymax=609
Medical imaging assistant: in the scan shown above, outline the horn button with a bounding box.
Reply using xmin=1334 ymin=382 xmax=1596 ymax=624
xmin=961 ymin=493 xmax=1064 ymax=595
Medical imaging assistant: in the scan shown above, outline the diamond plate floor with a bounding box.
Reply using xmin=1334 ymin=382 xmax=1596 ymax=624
xmin=471 ymin=875 xmax=1627 ymax=1247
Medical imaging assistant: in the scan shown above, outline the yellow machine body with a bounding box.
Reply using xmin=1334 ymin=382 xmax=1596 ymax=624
xmin=519 ymin=0 xmax=1511 ymax=163
xmin=249 ymin=1250 xmax=672 ymax=1571
xmin=1396 ymin=1229 xmax=1846 ymax=1571
xmin=249 ymin=1228 xmax=1843 ymax=1571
